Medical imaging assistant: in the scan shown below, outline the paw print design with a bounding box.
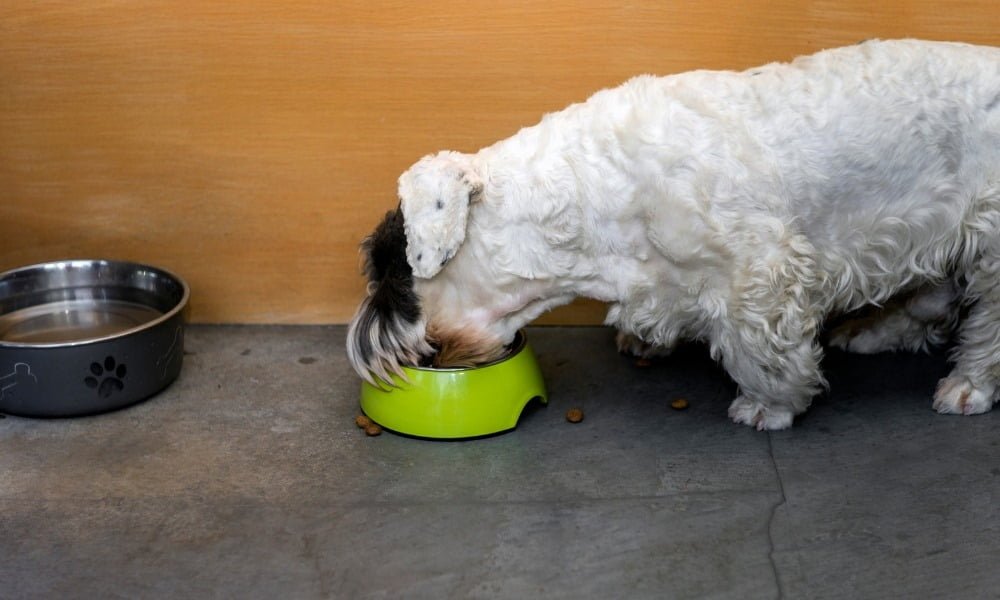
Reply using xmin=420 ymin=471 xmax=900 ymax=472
xmin=84 ymin=356 xmax=127 ymax=398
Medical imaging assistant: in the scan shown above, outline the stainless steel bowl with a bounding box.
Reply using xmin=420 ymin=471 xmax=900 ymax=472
xmin=0 ymin=259 xmax=190 ymax=417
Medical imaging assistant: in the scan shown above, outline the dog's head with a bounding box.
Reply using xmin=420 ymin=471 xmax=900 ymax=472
xmin=347 ymin=151 xmax=524 ymax=385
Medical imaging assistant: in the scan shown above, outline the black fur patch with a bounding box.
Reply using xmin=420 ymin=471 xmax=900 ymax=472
xmin=356 ymin=209 xmax=421 ymax=355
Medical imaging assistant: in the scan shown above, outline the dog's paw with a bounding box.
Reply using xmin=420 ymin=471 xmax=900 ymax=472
xmin=727 ymin=396 xmax=794 ymax=430
xmin=933 ymin=376 xmax=996 ymax=415
xmin=615 ymin=332 xmax=672 ymax=359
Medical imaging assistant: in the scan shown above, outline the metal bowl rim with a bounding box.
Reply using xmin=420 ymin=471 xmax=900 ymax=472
xmin=0 ymin=259 xmax=190 ymax=349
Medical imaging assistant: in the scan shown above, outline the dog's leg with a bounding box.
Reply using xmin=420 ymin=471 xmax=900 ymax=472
xmin=721 ymin=334 xmax=825 ymax=430
xmin=828 ymin=281 xmax=960 ymax=354
xmin=934 ymin=243 xmax=1000 ymax=416
xmin=935 ymin=303 xmax=1000 ymax=415
xmin=615 ymin=331 xmax=675 ymax=359
xmin=715 ymin=231 xmax=827 ymax=430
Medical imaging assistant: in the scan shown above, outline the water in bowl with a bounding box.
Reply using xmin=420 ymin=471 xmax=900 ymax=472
xmin=0 ymin=299 xmax=164 ymax=344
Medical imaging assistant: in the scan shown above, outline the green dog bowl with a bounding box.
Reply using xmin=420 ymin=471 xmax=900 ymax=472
xmin=359 ymin=331 xmax=547 ymax=438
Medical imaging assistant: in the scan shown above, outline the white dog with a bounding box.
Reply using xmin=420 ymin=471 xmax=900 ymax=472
xmin=347 ymin=39 xmax=1000 ymax=430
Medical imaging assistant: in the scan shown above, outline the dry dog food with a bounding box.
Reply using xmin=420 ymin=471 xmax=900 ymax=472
xmin=670 ymin=398 xmax=689 ymax=410
xmin=635 ymin=358 xmax=652 ymax=367
xmin=355 ymin=415 xmax=372 ymax=429
xmin=565 ymin=408 xmax=584 ymax=423
xmin=364 ymin=423 xmax=382 ymax=436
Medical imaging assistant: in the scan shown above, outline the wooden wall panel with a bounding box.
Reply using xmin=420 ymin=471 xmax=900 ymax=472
xmin=1 ymin=1 xmax=997 ymax=323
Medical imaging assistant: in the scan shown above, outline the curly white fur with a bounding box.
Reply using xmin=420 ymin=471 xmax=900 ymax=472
xmin=350 ymin=39 xmax=1000 ymax=429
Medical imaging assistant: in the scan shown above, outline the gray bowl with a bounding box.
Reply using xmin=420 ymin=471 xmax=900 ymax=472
xmin=0 ymin=259 xmax=190 ymax=417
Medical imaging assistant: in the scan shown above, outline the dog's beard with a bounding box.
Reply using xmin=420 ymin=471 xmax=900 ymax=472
xmin=347 ymin=308 xmax=507 ymax=382
xmin=426 ymin=324 xmax=508 ymax=368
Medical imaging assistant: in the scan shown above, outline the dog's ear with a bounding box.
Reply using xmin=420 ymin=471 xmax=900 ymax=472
xmin=398 ymin=151 xmax=484 ymax=279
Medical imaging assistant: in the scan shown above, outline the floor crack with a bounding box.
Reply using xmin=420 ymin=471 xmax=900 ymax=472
xmin=766 ymin=432 xmax=787 ymax=600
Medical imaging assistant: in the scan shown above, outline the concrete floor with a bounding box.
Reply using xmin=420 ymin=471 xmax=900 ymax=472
xmin=1 ymin=325 xmax=998 ymax=599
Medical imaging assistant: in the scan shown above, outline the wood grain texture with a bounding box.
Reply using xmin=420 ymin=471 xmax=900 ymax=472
xmin=1 ymin=1 xmax=997 ymax=323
